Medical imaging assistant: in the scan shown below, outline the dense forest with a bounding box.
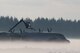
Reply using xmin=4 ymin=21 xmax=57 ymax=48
xmin=0 ymin=16 xmax=80 ymax=38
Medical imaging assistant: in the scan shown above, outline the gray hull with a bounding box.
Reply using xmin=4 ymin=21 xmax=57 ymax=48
xmin=0 ymin=32 xmax=70 ymax=42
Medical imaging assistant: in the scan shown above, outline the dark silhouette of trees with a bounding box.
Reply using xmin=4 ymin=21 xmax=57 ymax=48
xmin=0 ymin=16 xmax=80 ymax=38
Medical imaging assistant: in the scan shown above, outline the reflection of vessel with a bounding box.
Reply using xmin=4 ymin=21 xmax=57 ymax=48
xmin=0 ymin=19 xmax=70 ymax=42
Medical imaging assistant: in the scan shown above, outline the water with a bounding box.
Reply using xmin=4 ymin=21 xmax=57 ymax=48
xmin=0 ymin=39 xmax=79 ymax=53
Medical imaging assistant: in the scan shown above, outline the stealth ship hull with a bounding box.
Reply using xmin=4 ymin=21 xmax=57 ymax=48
xmin=0 ymin=19 xmax=69 ymax=43
xmin=0 ymin=32 xmax=70 ymax=42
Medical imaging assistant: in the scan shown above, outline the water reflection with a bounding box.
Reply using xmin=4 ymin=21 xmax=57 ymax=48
xmin=0 ymin=39 xmax=79 ymax=53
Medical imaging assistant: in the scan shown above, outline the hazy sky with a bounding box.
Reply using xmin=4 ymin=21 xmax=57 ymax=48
xmin=0 ymin=0 xmax=80 ymax=20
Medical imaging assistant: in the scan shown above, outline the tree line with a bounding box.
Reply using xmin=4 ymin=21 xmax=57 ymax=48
xmin=0 ymin=16 xmax=80 ymax=38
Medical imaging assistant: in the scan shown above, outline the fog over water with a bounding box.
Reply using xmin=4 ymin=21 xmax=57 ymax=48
xmin=0 ymin=39 xmax=79 ymax=53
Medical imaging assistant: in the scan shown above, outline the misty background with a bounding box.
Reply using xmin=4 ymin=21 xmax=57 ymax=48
xmin=0 ymin=0 xmax=80 ymax=20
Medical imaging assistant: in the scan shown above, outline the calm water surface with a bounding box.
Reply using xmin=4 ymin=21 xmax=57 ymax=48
xmin=0 ymin=39 xmax=79 ymax=53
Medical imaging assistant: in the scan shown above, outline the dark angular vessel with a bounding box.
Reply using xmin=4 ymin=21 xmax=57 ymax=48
xmin=0 ymin=32 xmax=70 ymax=42
xmin=0 ymin=19 xmax=70 ymax=43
